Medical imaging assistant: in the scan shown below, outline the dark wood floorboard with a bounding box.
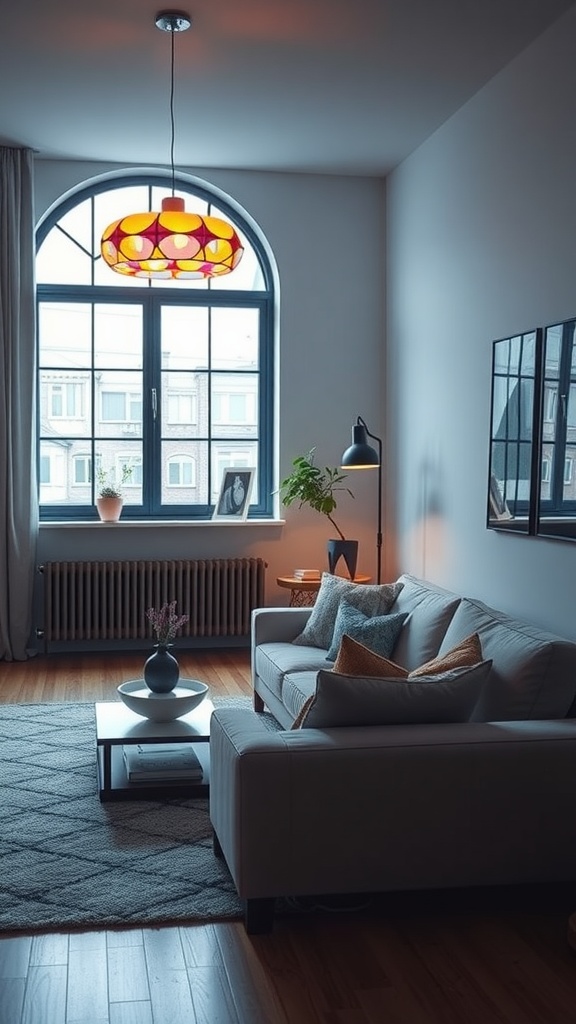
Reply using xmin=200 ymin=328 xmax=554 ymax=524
xmin=1 ymin=650 xmax=576 ymax=1023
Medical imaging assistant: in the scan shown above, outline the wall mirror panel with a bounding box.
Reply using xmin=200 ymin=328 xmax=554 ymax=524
xmin=487 ymin=330 xmax=541 ymax=534
xmin=536 ymin=318 xmax=576 ymax=540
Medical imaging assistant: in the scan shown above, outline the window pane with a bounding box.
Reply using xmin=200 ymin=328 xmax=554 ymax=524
xmin=38 ymin=303 xmax=92 ymax=368
xmin=162 ymin=371 xmax=206 ymax=438
xmin=161 ymin=441 xmax=207 ymax=504
xmin=95 ymin=304 xmax=143 ymax=369
xmin=36 ymin=200 xmax=94 ymax=286
xmin=212 ymin=308 xmax=259 ymax=369
xmin=161 ymin=306 xmax=209 ymax=369
xmin=211 ymin=373 xmax=258 ymax=439
xmin=40 ymin=371 xmax=92 ymax=438
xmin=96 ymin=372 xmax=143 ymax=437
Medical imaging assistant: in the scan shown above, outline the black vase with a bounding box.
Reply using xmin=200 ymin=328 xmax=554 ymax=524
xmin=143 ymin=643 xmax=180 ymax=693
xmin=327 ymin=539 xmax=359 ymax=580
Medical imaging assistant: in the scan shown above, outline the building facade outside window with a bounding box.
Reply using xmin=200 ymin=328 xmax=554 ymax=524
xmin=36 ymin=175 xmax=275 ymax=521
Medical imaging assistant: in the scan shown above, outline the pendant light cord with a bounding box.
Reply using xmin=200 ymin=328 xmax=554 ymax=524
xmin=169 ymin=23 xmax=176 ymax=196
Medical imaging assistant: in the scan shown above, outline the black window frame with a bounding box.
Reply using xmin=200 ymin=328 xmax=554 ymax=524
xmin=36 ymin=174 xmax=275 ymax=522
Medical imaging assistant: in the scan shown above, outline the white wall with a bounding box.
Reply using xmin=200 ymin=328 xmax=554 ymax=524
xmin=34 ymin=162 xmax=386 ymax=608
xmin=386 ymin=6 xmax=576 ymax=638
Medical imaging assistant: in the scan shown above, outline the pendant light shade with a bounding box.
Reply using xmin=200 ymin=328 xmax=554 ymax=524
xmin=100 ymin=10 xmax=244 ymax=281
xmin=101 ymin=197 xmax=244 ymax=280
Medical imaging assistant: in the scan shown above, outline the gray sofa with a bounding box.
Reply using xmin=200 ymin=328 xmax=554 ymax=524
xmin=209 ymin=574 xmax=576 ymax=933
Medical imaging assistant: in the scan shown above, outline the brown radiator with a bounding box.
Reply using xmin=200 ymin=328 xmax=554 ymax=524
xmin=39 ymin=558 xmax=266 ymax=644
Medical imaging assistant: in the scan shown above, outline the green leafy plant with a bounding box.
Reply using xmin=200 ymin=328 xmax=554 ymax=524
xmin=279 ymin=448 xmax=354 ymax=541
xmin=96 ymin=464 xmax=133 ymax=499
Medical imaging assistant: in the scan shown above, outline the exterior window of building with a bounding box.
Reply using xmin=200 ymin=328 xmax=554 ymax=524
xmin=73 ymin=455 xmax=91 ymax=485
xmin=168 ymin=455 xmax=196 ymax=487
xmin=36 ymin=175 xmax=274 ymax=521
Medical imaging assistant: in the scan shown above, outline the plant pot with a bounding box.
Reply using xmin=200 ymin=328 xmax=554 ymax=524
xmin=327 ymin=539 xmax=359 ymax=580
xmin=143 ymin=644 xmax=180 ymax=693
xmin=96 ymin=496 xmax=123 ymax=522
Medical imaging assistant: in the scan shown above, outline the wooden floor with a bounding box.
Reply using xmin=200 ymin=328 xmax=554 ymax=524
xmin=1 ymin=649 xmax=576 ymax=1023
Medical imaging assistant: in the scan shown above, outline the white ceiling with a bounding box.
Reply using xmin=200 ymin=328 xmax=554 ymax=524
xmin=1 ymin=0 xmax=574 ymax=176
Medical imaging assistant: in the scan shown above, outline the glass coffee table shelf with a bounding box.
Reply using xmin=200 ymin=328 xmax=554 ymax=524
xmin=95 ymin=696 xmax=214 ymax=802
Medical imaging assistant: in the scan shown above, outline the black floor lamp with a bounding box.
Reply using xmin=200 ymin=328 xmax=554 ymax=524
xmin=341 ymin=416 xmax=382 ymax=584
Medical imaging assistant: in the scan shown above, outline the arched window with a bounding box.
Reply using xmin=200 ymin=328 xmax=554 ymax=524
xmin=36 ymin=175 xmax=274 ymax=521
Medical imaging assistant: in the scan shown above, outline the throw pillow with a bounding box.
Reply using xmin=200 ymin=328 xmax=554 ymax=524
xmin=332 ymin=634 xmax=409 ymax=678
xmin=326 ymin=601 xmax=408 ymax=661
xmin=409 ymin=633 xmax=482 ymax=677
xmin=292 ymin=574 xmax=404 ymax=651
xmin=296 ymin=660 xmax=492 ymax=729
xmin=330 ymin=631 xmax=483 ymax=678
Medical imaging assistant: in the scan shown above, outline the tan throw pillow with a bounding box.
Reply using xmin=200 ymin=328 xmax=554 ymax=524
xmin=409 ymin=633 xmax=482 ymax=678
xmin=332 ymin=634 xmax=408 ymax=678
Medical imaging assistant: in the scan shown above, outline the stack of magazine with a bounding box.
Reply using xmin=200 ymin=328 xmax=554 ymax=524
xmin=123 ymin=743 xmax=203 ymax=782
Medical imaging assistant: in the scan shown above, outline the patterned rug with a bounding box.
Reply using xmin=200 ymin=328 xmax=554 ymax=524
xmin=0 ymin=697 xmax=277 ymax=934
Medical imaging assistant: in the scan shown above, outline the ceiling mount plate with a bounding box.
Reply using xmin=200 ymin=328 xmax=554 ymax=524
xmin=155 ymin=10 xmax=191 ymax=33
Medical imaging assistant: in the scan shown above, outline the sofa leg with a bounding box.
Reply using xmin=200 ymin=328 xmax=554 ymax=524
xmin=253 ymin=691 xmax=265 ymax=713
xmin=213 ymin=831 xmax=223 ymax=858
xmin=245 ymin=897 xmax=275 ymax=934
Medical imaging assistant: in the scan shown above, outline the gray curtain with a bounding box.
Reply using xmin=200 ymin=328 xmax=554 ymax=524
xmin=0 ymin=147 xmax=38 ymax=660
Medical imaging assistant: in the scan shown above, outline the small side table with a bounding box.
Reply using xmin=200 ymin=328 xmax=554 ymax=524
xmin=276 ymin=574 xmax=371 ymax=607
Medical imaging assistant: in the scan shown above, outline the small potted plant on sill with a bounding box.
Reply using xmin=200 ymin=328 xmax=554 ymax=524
xmin=279 ymin=448 xmax=357 ymax=578
xmin=96 ymin=464 xmax=132 ymax=522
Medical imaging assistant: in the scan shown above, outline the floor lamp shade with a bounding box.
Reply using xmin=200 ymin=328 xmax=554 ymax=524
xmin=341 ymin=416 xmax=382 ymax=584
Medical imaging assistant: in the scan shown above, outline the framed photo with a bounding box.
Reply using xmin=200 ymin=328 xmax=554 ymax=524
xmin=212 ymin=468 xmax=255 ymax=521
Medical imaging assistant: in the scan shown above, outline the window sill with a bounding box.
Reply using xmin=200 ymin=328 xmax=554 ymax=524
xmin=39 ymin=518 xmax=285 ymax=529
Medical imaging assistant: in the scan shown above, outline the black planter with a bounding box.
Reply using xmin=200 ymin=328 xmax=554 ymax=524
xmin=327 ymin=539 xmax=358 ymax=580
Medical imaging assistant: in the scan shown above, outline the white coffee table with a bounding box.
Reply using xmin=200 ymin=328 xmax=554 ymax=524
xmin=95 ymin=696 xmax=214 ymax=802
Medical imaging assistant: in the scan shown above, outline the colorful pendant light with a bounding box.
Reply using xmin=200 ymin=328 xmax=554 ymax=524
xmin=100 ymin=10 xmax=244 ymax=281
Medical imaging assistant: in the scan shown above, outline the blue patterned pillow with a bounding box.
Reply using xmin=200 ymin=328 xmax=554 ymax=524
xmin=326 ymin=600 xmax=408 ymax=661
xmin=292 ymin=574 xmax=404 ymax=651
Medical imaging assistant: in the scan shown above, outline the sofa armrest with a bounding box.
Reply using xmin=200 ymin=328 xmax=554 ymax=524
xmin=210 ymin=709 xmax=576 ymax=903
xmin=251 ymin=606 xmax=313 ymax=645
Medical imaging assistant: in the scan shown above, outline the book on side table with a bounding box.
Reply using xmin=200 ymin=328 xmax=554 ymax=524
xmin=122 ymin=743 xmax=204 ymax=782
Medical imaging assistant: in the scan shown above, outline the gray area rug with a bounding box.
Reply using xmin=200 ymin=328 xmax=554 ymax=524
xmin=0 ymin=697 xmax=278 ymax=934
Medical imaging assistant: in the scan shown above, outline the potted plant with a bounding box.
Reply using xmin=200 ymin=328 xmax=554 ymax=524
xmin=96 ymin=464 xmax=132 ymax=522
xmin=279 ymin=449 xmax=358 ymax=577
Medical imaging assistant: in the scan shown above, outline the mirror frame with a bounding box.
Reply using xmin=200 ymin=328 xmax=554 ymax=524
xmin=487 ymin=329 xmax=542 ymax=535
xmin=536 ymin=317 xmax=576 ymax=541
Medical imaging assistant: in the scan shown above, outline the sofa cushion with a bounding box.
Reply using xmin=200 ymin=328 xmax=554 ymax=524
xmin=292 ymin=573 xmax=403 ymax=650
xmin=438 ymin=598 xmax=576 ymax=721
xmin=389 ymin=575 xmax=461 ymax=670
xmin=282 ymin=671 xmax=319 ymax=721
xmin=255 ymin=642 xmax=333 ymax=701
xmin=326 ymin=602 xmax=408 ymax=661
xmin=295 ymin=661 xmax=493 ymax=729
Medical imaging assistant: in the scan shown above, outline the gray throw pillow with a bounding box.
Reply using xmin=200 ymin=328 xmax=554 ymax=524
xmin=292 ymin=574 xmax=404 ymax=651
xmin=297 ymin=660 xmax=492 ymax=728
xmin=326 ymin=601 xmax=408 ymax=661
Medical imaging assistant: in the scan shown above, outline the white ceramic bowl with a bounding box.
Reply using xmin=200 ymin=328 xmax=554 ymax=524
xmin=117 ymin=679 xmax=209 ymax=722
